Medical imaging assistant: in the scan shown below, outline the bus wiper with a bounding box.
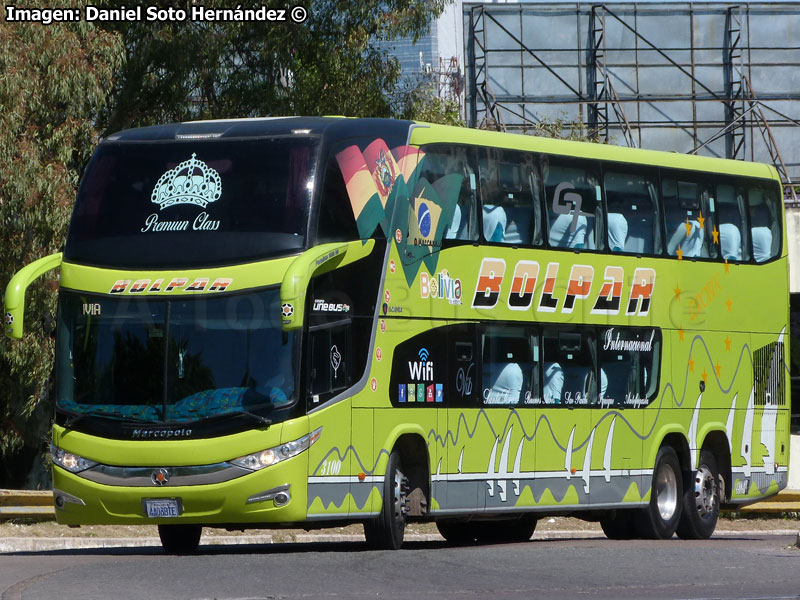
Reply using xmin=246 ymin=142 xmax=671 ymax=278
xmin=237 ymin=411 xmax=272 ymax=427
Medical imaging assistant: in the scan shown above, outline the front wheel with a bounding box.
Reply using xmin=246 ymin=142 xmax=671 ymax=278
xmin=636 ymin=446 xmax=682 ymax=539
xmin=158 ymin=524 xmax=202 ymax=554
xmin=364 ymin=451 xmax=409 ymax=550
xmin=676 ymin=449 xmax=721 ymax=539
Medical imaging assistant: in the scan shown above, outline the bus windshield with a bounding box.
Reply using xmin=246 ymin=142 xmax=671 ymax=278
xmin=55 ymin=289 xmax=296 ymax=432
xmin=64 ymin=137 xmax=318 ymax=268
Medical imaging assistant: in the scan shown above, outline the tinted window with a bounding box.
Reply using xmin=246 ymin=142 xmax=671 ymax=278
xmin=543 ymin=160 xmax=603 ymax=251
xmin=748 ymin=183 xmax=782 ymax=262
xmin=419 ymin=145 xmax=478 ymax=242
xmin=663 ymin=176 xmax=717 ymax=259
xmin=604 ymin=170 xmax=661 ymax=255
xmin=477 ymin=148 xmax=541 ymax=246
xmin=66 ymin=138 xmax=318 ymax=268
xmin=715 ymin=183 xmax=749 ymax=262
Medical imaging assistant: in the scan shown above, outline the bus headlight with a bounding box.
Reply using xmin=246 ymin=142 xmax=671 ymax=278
xmin=231 ymin=427 xmax=322 ymax=471
xmin=50 ymin=444 xmax=97 ymax=474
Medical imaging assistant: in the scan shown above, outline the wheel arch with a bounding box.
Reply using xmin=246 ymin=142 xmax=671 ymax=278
xmin=390 ymin=432 xmax=430 ymax=517
xmin=659 ymin=431 xmax=692 ymax=474
xmin=700 ymin=429 xmax=732 ymax=502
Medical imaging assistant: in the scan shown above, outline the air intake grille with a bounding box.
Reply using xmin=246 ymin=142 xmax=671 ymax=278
xmin=753 ymin=342 xmax=785 ymax=406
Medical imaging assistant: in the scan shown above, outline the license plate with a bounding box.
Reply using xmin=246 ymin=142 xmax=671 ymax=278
xmin=144 ymin=498 xmax=181 ymax=518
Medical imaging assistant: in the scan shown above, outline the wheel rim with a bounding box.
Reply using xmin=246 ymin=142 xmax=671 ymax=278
xmin=655 ymin=461 xmax=678 ymax=521
xmin=693 ymin=464 xmax=717 ymax=517
xmin=392 ymin=467 xmax=409 ymax=527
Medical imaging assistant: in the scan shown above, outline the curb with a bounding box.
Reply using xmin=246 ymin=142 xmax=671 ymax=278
xmin=1 ymin=529 xmax=799 ymax=553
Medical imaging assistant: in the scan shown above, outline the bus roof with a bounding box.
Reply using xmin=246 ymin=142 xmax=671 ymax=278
xmin=410 ymin=120 xmax=780 ymax=182
xmin=104 ymin=116 xmax=779 ymax=183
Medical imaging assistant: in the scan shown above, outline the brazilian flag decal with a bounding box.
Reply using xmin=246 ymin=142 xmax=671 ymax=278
xmin=397 ymin=173 xmax=463 ymax=285
xmin=335 ymin=139 xmax=462 ymax=284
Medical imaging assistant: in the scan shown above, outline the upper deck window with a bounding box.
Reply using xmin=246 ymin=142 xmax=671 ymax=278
xmin=65 ymin=137 xmax=319 ymax=268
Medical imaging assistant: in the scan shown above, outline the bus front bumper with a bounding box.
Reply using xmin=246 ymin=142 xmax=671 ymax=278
xmin=51 ymin=456 xmax=309 ymax=526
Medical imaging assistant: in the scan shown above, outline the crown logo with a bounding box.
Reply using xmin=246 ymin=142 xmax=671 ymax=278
xmin=151 ymin=154 xmax=222 ymax=209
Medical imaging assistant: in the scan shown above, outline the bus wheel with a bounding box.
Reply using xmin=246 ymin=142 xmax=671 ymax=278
xmin=474 ymin=515 xmax=537 ymax=544
xmin=636 ymin=446 xmax=682 ymax=539
xmin=158 ymin=524 xmax=202 ymax=554
xmin=436 ymin=520 xmax=478 ymax=544
xmin=364 ymin=451 xmax=409 ymax=550
xmin=676 ymin=450 xmax=720 ymax=540
xmin=599 ymin=511 xmax=636 ymax=539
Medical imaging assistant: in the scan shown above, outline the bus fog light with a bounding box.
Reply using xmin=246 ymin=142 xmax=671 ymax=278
xmin=274 ymin=491 xmax=290 ymax=506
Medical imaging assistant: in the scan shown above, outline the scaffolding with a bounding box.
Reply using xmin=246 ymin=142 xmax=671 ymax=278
xmin=465 ymin=2 xmax=800 ymax=201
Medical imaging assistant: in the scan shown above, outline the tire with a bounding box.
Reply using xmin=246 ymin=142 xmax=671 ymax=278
xmin=436 ymin=520 xmax=479 ymax=544
xmin=438 ymin=516 xmax=537 ymax=545
xmin=599 ymin=510 xmax=637 ymax=540
xmin=676 ymin=449 xmax=721 ymax=540
xmin=474 ymin=515 xmax=537 ymax=544
xmin=364 ymin=451 xmax=409 ymax=550
xmin=158 ymin=524 xmax=202 ymax=554
xmin=635 ymin=446 xmax=683 ymax=539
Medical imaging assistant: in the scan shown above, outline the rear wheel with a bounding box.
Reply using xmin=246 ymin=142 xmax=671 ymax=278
xmin=364 ymin=451 xmax=409 ymax=550
xmin=676 ymin=449 xmax=720 ymax=540
xmin=158 ymin=524 xmax=202 ymax=554
xmin=599 ymin=511 xmax=636 ymax=540
xmin=636 ymin=446 xmax=682 ymax=539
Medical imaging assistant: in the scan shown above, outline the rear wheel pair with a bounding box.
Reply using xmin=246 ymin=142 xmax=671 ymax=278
xmin=599 ymin=446 xmax=720 ymax=540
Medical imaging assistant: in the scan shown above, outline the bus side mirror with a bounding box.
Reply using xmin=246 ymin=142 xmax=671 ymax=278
xmin=4 ymin=252 xmax=63 ymax=339
xmin=280 ymin=240 xmax=374 ymax=331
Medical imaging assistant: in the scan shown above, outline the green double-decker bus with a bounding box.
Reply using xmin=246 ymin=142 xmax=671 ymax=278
xmin=4 ymin=117 xmax=789 ymax=552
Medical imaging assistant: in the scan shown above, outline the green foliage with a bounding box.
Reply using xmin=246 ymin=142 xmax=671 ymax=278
xmin=100 ymin=0 xmax=447 ymax=132
xmin=0 ymin=4 xmax=123 ymax=485
xmin=394 ymin=76 xmax=464 ymax=127
xmin=521 ymin=115 xmax=603 ymax=143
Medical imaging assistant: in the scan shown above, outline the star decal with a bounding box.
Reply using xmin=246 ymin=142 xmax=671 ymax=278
xmin=677 ymin=245 xmax=684 ymax=260
xmin=712 ymin=226 xmax=719 ymax=245
xmin=697 ymin=212 xmax=705 ymax=230
xmin=688 ymin=358 xmax=695 ymax=372
xmin=684 ymin=219 xmax=693 ymax=237
xmin=724 ymin=259 xmax=730 ymax=274
xmin=726 ymin=298 xmax=733 ymax=311
xmin=701 ymin=369 xmax=708 ymax=383
xmin=678 ymin=328 xmax=685 ymax=341
xmin=715 ymin=362 xmax=722 ymax=378
xmin=674 ymin=285 xmax=682 ymax=300
xmin=725 ymin=337 xmax=731 ymax=351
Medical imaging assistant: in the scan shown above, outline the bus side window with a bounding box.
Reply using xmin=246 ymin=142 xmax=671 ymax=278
xmin=748 ymin=184 xmax=781 ymax=263
xmin=317 ymin=155 xmax=360 ymax=243
xmin=542 ymin=329 xmax=598 ymax=406
xmin=476 ymin=148 xmax=540 ymax=246
xmin=716 ymin=183 xmax=749 ymax=262
xmin=481 ymin=326 xmax=538 ymax=405
xmin=603 ymin=170 xmax=661 ymax=255
xmin=307 ymin=322 xmax=351 ymax=406
xmin=418 ymin=144 xmax=477 ymax=242
xmin=663 ymin=177 xmax=717 ymax=259
xmin=543 ymin=160 xmax=603 ymax=251
xmin=598 ymin=327 xmax=660 ymax=408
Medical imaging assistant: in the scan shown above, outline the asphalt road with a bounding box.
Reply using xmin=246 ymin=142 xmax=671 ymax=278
xmin=1 ymin=533 xmax=799 ymax=600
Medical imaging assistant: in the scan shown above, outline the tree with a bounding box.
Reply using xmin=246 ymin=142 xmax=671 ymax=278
xmin=100 ymin=0 xmax=448 ymax=133
xmin=0 ymin=5 xmax=124 ymax=487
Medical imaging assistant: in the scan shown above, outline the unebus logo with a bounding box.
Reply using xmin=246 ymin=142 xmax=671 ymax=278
xmin=408 ymin=348 xmax=434 ymax=381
